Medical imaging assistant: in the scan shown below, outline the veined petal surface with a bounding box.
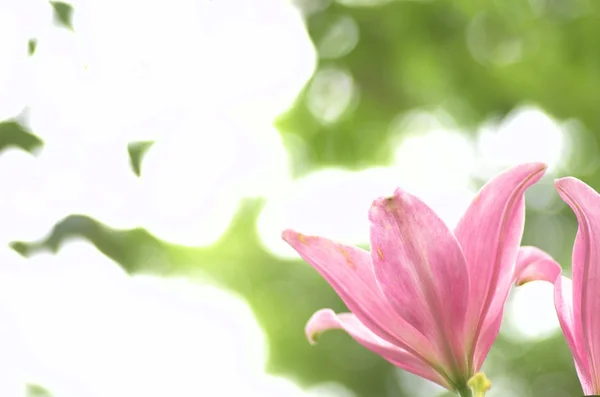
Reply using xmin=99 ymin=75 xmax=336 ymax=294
xmin=368 ymin=189 xmax=469 ymax=376
xmin=556 ymin=177 xmax=600 ymax=392
xmin=472 ymin=245 xmax=562 ymax=371
xmin=454 ymin=163 xmax=546 ymax=351
xmin=306 ymin=309 xmax=451 ymax=389
xmin=282 ymin=230 xmax=436 ymax=362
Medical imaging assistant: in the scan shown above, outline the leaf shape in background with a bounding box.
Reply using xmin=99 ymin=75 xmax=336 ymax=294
xmin=28 ymin=39 xmax=37 ymax=56
xmin=0 ymin=119 xmax=44 ymax=154
xmin=127 ymin=141 xmax=155 ymax=177
xmin=27 ymin=384 xmax=53 ymax=397
xmin=49 ymin=1 xmax=74 ymax=31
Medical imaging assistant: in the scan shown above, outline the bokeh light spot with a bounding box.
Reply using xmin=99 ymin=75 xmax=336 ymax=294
xmin=317 ymin=16 xmax=360 ymax=60
xmin=476 ymin=106 xmax=567 ymax=178
xmin=467 ymin=13 xmax=523 ymax=66
xmin=258 ymin=167 xmax=398 ymax=258
xmin=390 ymin=111 xmax=477 ymax=228
xmin=138 ymin=114 xmax=241 ymax=247
xmin=529 ymin=0 xmax=590 ymax=19
xmin=0 ymin=240 xmax=272 ymax=397
xmin=307 ymin=68 xmax=357 ymax=125
xmin=504 ymin=281 xmax=560 ymax=342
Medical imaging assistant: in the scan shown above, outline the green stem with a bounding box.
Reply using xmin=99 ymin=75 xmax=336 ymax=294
xmin=457 ymin=387 xmax=473 ymax=397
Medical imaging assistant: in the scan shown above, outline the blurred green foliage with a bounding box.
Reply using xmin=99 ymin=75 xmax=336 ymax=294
xmin=27 ymin=384 xmax=53 ymax=397
xmin=7 ymin=0 xmax=600 ymax=396
xmin=49 ymin=1 xmax=74 ymax=30
xmin=27 ymin=39 xmax=37 ymax=56
xmin=127 ymin=141 xmax=155 ymax=177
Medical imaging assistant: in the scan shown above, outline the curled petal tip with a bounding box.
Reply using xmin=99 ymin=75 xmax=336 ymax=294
xmin=510 ymin=162 xmax=547 ymax=174
xmin=532 ymin=163 xmax=548 ymax=177
xmin=554 ymin=176 xmax=582 ymax=190
xmin=528 ymin=161 xmax=547 ymax=170
xmin=281 ymin=229 xmax=294 ymax=242
xmin=282 ymin=229 xmax=316 ymax=248
xmin=305 ymin=308 xmax=340 ymax=345
xmin=307 ymin=332 xmax=320 ymax=345
xmin=515 ymin=246 xmax=562 ymax=286
xmin=553 ymin=177 xmax=568 ymax=188
xmin=515 ymin=162 xmax=547 ymax=178
xmin=515 ymin=262 xmax=561 ymax=285
xmin=282 ymin=229 xmax=307 ymax=245
xmin=554 ymin=177 xmax=597 ymax=207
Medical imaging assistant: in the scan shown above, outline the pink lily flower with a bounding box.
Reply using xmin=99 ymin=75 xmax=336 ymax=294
xmin=282 ymin=163 xmax=551 ymax=394
xmin=546 ymin=177 xmax=600 ymax=395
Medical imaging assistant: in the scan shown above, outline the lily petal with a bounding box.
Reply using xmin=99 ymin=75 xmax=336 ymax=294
xmin=306 ymin=309 xmax=451 ymax=389
xmin=368 ymin=189 xmax=469 ymax=375
xmin=514 ymin=246 xmax=562 ymax=286
xmin=282 ymin=230 xmax=436 ymax=363
xmin=554 ymin=276 xmax=593 ymax=395
xmin=555 ymin=177 xmax=600 ymax=391
xmin=471 ymin=312 xmax=503 ymax=373
xmin=513 ymin=247 xmax=593 ymax=392
xmin=471 ymin=246 xmax=562 ymax=371
xmin=453 ymin=163 xmax=546 ymax=344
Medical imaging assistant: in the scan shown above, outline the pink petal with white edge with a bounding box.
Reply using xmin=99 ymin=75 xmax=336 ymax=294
xmin=453 ymin=163 xmax=546 ymax=350
xmin=306 ymin=309 xmax=452 ymax=389
xmin=368 ymin=189 xmax=469 ymax=376
xmin=556 ymin=177 xmax=600 ymax=392
xmin=282 ymin=230 xmax=437 ymax=364
xmin=554 ymin=276 xmax=593 ymax=395
xmin=471 ymin=246 xmax=562 ymax=371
